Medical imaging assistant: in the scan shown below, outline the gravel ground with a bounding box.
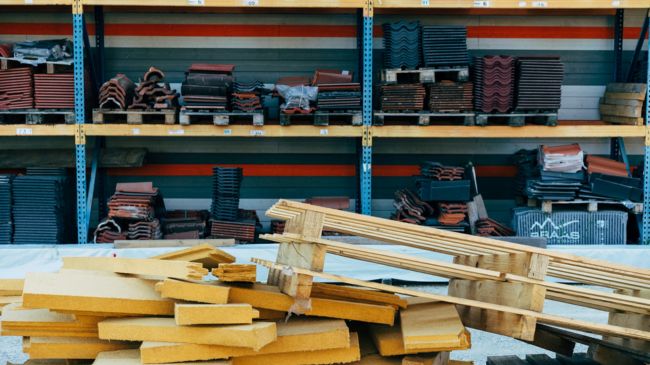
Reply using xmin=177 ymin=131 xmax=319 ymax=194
xmin=0 ymin=285 xmax=606 ymax=365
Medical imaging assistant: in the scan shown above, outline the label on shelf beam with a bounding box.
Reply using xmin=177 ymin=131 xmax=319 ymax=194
xmin=421 ymin=0 xmax=430 ymax=6
xmin=24 ymin=0 xmax=33 ymax=4
xmin=249 ymin=129 xmax=265 ymax=136
xmin=168 ymin=129 xmax=185 ymax=135
xmin=531 ymin=1 xmax=548 ymax=7
xmin=131 ymin=128 xmax=140 ymax=135
xmin=224 ymin=129 xmax=232 ymax=136
xmin=243 ymin=0 xmax=260 ymax=6
xmin=611 ymin=0 xmax=620 ymax=6
xmin=473 ymin=0 xmax=491 ymax=7
xmin=188 ymin=0 xmax=205 ymax=5
xmin=518 ymin=1 xmax=527 ymax=6
xmin=15 ymin=128 xmax=32 ymax=136
xmin=320 ymin=129 xmax=329 ymax=136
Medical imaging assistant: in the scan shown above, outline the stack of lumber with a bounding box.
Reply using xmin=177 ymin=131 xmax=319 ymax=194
xmin=0 ymin=242 xmax=473 ymax=365
xmin=599 ymin=83 xmax=647 ymax=125
xmin=0 ymin=278 xmax=23 ymax=312
xmin=261 ymin=199 xmax=650 ymax=365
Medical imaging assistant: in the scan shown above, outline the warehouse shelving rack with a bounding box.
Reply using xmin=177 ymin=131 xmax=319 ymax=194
xmin=0 ymin=0 xmax=648 ymax=244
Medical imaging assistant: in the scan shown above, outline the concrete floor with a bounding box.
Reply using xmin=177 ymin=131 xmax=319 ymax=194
xmin=0 ymin=285 xmax=605 ymax=365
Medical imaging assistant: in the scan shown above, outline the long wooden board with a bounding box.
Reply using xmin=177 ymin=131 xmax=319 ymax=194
xmin=94 ymin=349 xmax=231 ymax=365
xmin=25 ymin=337 xmax=137 ymax=359
xmin=369 ymin=323 xmax=470 ymax=356
xmin=175 ymin=304 xmax=259 ymax=325
xmin=400 ymin=301 xmax=469 ymax=351
xmin=311 ymin=282 xmax=408 ymax=309
xmin=1 ymin=303 xmax=100 ymax=338
xmin=155 ymin=279 xmax=229 ymax=304
xmin=62 ymin=257 xmax=208 ymax=281
xmin=113 ymin=239 xmax=235 ymax=249
xmin=153 ymin=243 xmax=235 ymax=269
xmin=140 ymin=318 xmax=350 ymax=364
xmin=252 ymin=258 xmax=650 ymax=342
xmin=99 ymin=317 xmax=276 ymax=350
xmin=22 ymin=271 xmax=175 ymax=316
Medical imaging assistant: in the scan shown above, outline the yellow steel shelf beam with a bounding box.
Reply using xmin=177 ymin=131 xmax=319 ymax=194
xmin=375 ymin=0 xmax=647 ymax=8
xmin=84 ymin=124 xmax=364 ymax=137
xmin=82 ymin=0 xmax=365 ymax=8
xmin=0 ymin=124 xmax=76 ymax=136
xmin=371 ymin=124 xmax=647 ymax=138
xmin=0 ymin=0 xmax=71 ymax=4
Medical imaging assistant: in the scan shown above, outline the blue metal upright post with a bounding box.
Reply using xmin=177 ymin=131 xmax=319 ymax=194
xmin=360 ymin=0 xmax=373 ymax=215
xmin=73 ymin=0 xmax=87 ymax=244
xmin=643 ymin=10 xmax=650 ymax=244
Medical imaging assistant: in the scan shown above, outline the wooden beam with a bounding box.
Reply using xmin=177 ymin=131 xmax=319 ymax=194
xmin=22 ymin=271 xmax=175 ymax=316
xmin=0 ymin=279 xmax=24 ymax=296
xmin=401 ymin=301 xmax=470 ymax=351
xmin=212 ymin=264 xmax=257 ymax=283
xmin=25 ymin=337 xmax=137 ymax=360
xmin=252 ymin=258 xmax=650 ymax=342
xmin=62 ymin=257 xmax=208 ymax=281
xmin=605 ymin=289 xmax=650 ymax=353
xmin=140 ymin=318 xmax=350 ymax=364
xmin=153 ymin=243 xmax=235 ymax=269
xmin=311 ymin=282 xmax=408 ymax=309
xmin=99 ymin=317 xmax=276 ymax=350
xmin=174 ymin=304 xmax=259 ymax=325
xmin=454 ymin=253 xmax=549 ymax=280
xmin=155 ymin=278 xmax=229 ymax=304
xmin=369 ymin=323 xmax=470 ymax=356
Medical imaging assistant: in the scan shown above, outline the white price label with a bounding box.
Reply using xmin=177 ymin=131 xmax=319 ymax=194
xmin=223 ymin=129 xmax=232 ymax=136
xmin=16 ymin=128 xmax=32 ymax=135
xmin=249 ymin=129 xmax=265 ymax=136
xmin=531 ymin=1 xmax=548 ymax=7
xmin=611 ymin=0 xmax=620 ymax=6
xmin=168 ymin=129 xmax=185 ymax=135
xmin=518 ymin=1 xmax=527 ymax=6
xmin=131 ymin=128 xmax=140 ymax=135
xmin=421 ymin=0 xmax=430 ymax=6
xmin=24 ymin=0 xmax=33 ymax=4
xmin=243 ymin=0 xmax=259 ymax=6
xmin=473 ymin=0 xmax=490 ymax=7
xmin=320 ymin=129 xmax=329 ymax=136
xmin=188 ymin=0 xmax=205 ymax=5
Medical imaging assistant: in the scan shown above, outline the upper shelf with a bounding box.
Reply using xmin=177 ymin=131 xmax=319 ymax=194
xmin=81 ymin=0 xmax=365 ymax=8
xmin=374 ymin=0 xmax=648 ymax=8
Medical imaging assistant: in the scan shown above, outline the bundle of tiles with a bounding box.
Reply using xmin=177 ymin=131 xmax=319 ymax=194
xmin=421 ymin=25 xmax=469 ymax=67
xmin=473 ymin=55 xmax=516 ymax=113
xmin=94 ymin=219 xmax=126 ymax=243
xmin=0 ymin=175 xmax=12 ymax=244
xmin=34 ymin=73 xmax=74 ymax=109
xmin=12 ymin=168 xmax=74 ymax=244
xmin=210 ymin=209 xmax=260 ymax=242
xmin=314 ymin=71 xmax=361 ymax=111
xmin=437 ymin=202 xmax=467 ymax=226
xmin=421 ymin=162 xmax=465 ymax=180
xmin=515 ymin=57 xmax=564 ymax=112
xmin=380 ymin=83 xmax=426 ymax=111
xmin=232 ymin=81 xmax=264 ymax=112
xmin=513 ymin=149 xmax=539 ymax=198
xmin=162 ymin=210 xmax=209 ymax=239
xmin=0 ymin=67 xmax=33 ymax=110
xmin=540 ymin=143 xmax=584 ymax=173
xmin=383 ymin=21 xmax=421 ymax=69
xmin=211 ymin=167 xmax=243 ymax=222
xmin=182 ymin=64 xmax=234 ymax=111
xmin=475 ymin=218 xmax=515 ymax=237
xmin=581 ymin=156 xmax=642 ymax=202
xmin=427 ymin=81 xmax=473 ymax=112
xmin=392 ymin=189 xmax=433 ymax=225
xmin=130 ymin=67 xmax=178 ymax=110
xmin=98 ymin=74 xmax=135 ymax=110
xmin=516 ymin=145 xmax=585 ymax=201
xmin=417 ymin=162 xmax=470 ymax=202
xmin=127 ymin=219 xmax=163 ymax=240
xmin=107 ymin=182 xmax=164 ymax=221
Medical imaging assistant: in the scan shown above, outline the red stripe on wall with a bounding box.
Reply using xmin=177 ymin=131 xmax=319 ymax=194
xmin=0 ymin=23 xmax=644 ymax=40
xmin=107 ymin=164 xmax=517 ymax=177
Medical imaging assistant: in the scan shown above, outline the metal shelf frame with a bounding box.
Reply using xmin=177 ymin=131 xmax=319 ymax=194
xmin=0 ymin=1 xmax=648 ymax=243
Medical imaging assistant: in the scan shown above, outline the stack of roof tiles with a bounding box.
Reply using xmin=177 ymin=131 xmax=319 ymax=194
xmin=516 ymin=145 xmax=584 ymax=201
xmin=34 ymin=73 xmax=74 ymax=109
xmin=211 ymin=167 xmax=243 ymax=222
xmin=127 ymin=219 xmax=162 ymax=240
xmin=163 ymin=210 xmax=208 ymax=239
xmin=421 ymin=162 xmax=465 ymax=180
xmin=437 ymin=202 xmax=467 ymax=226
xmin=421 ymin=25 xmax=469 ymax=67
xmin=585 ymin=156 xmax=628 ymax=177
xmin=210 ymin=209 xmax=259 ymax=242
xmin=12 ymin=168 xmax=73 ymax=244
xmin=94 ymin=219 xmax=126 ymax=243
xmin=582 ymin=156 xmax=641 ymax=202
xmin=475 ymin=218 xmax=515 ymax=237
xmin=182 ymin=64 xmax=234 ymax=111
xmin=392 ymin=189 xmax=433 ymax=225
xmin=0 ymin=67 xmax=33 ymax=110
xmin=416 ymin=162 xmax=470 ymax=202
xmin=380 ymin=84 xmax=426 ymax=111
xmin=130 ymin=67 xmax=178 ymax=110
xmin=473 ymin=56 xmax=516 ymax=113
xmin=232 ymin=81 xmax=264 ymax=112
xmin=427 ymin=81 xmax=473 ymax=112
xmin=99 ymin=74 xmax=135 ymax=110
xmin=313 ymin=70 xmax=360 ymax=111
xmin=383 ymin=21 xmax=421 ymax=69
xmin=515 ymin=57 xmax=564 ymax=112
xmin=0 ymin=175 xmax=12 ymax=244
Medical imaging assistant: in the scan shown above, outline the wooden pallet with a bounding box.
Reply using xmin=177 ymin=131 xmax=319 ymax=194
xmin=374 ymin=111 xmax=475 ymax=126
xmin=382 ymin=66 xmax=469 ymax=84
xmin=280 ymin=111 xmax=362 ymax=126
xmin=0 ymin=109 xmax=75 ymax=124
xmin=475 ymin=112 xmax=558 ymax=127
xmin=92 ymin=109 xmax=177 ymax=125
xmin=0 ymin=57 xmax=73 ymax=73
xmin=535 ymin=199 xmax=643 ymax=214
xmin=179 ymin=110 xmax=264 ymax=126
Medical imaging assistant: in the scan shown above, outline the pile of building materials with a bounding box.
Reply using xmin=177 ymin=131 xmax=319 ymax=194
xmin=99 ymin=74 xmax=136 ymax=110
xmin=599 ymin=83 xmax=647 ymax=125
xmin=313 ymin=69 xmax=361 ymax=112
xmin=130 ymin=67 xmax=178 ymax=110
xmin=181 ymin=64 xmax=234 ymax=111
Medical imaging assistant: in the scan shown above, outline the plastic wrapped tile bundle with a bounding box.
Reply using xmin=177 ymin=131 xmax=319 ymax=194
xmin=276 ymin=84 xmax=318 ymax=114
xmin=383 ymin=21 xmax=421 ymax=69
xmin=539 ymin=144 xmax=584 ymax=173
xmin=427 ymin=81 xmax=473 ymax=112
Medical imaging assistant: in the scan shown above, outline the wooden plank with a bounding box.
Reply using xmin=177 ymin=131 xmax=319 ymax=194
xmin=62 ymin=257 xmax=208 ymax=281
xmin=94 ymin=349 xmax=231 ymax=365
xmin=155 ymin=279 xmax=229 ymax=304
xmin=0 ymin=279 xmax=24 ymax=296
xmin=454 ymin=253 xmax=549 ymax=280
xmin=25 ymin=337 xmax=137 ymax=360
xmin=174 ymin=304 xmax=259 ymax=325
xmin=311 ymin=282 xmax=408 ymax=309
xmin=99 ymin=317 xmax=276 ymax=350
xmin=401 ymin=301 xmax=469 ymax=351
xmin=140 ymin=318 xmax=350 ymax=363
xmin=212 ymin=264 xmax=256 ymax=283
xmin=369 ymin=323 xmax=470 ymax=356
xmin=253 ymin=258 xmax=650 ymax=342
xmin=153 ymin=243 xmax=235 ymax=269
xmin=605 ymin=289 xmax=650 ymax=353
xmin=113 ymin=239 xmax=235 ymax=249
xmin=230 ymin=332 xmax=360 ymax=365
xmin=0 ymin=303 xmax=100 ymax=338
xmin=226 ymin=283 xmax=395 ymax=325
xmin=22 ymin=271 xmax=175 ymax=316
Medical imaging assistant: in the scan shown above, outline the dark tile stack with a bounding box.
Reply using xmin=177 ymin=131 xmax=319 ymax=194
xmin=0 ymin=67 xmax=33 ymax=110
xmin=380 ymin=84 xmax=426 ymax=111
xmin=392 ymin=189 xmax=433 ymax=225
xmin=163 ymin=210 xmax=208 ymax=239
xmin=232 ymin=81 xmax=264 ymax=112
xmin=427 ymin=81 xmax=473 ymax=112
xmin=98 ymin=74 xmax=135 ymax=110
xmin=34 ymin=73 xmax=74 ymax=109
xmin=516 ymin=145 xmax=585 ymax=201
xmin=316 ymin=83 xmax=361 ymax=111
xmin=416 ymin=162 xmax=470 ymax=202
xmin=515 ymin=57 xmax=564 ymax=112
xmin=421 ymin=26 xmax=469 ymax=67
xmin=130 ymin=67 xmax=178 ymax=110
xmin=12 ymin=168 xmax=73 ymax=244
xmin=0 ymin=175 xmax=12 ymax=244
xmin=107 ymin=182 xmax=163 ymax=221
xmin=182 ymin=64 xmax=234 ymax=111
xmin=473 ymin=56 xmax=515 ymax=113
xmin=383 ymin=21 xmax=421 ymax=69
xmin=211 ymin=167 xmax=243 ymax=221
